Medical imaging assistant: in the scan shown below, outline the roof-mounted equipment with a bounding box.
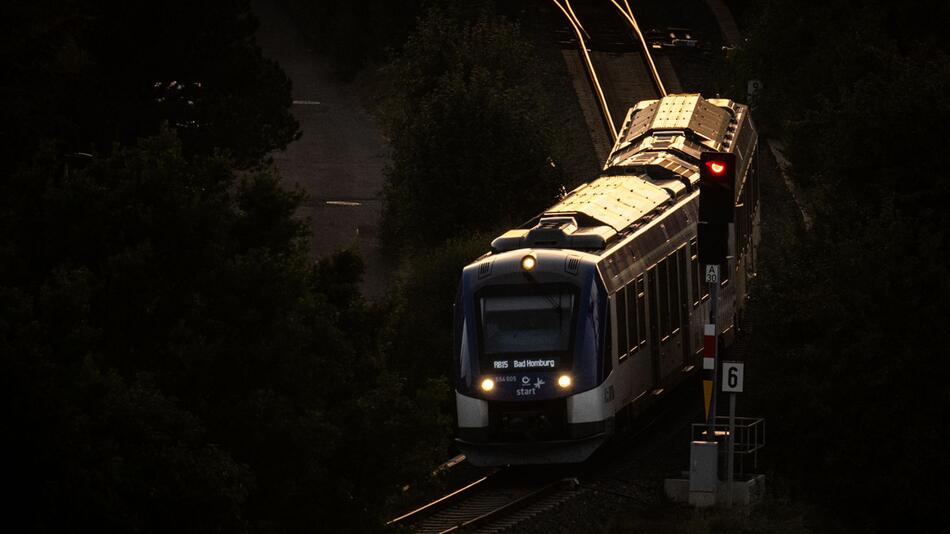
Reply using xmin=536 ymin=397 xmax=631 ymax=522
xmin=491 ymin=216 xmax=613 ymax=253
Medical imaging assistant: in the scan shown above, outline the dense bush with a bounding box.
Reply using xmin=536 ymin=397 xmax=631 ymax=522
xmin=1 ymin=130 xmax=446 ymax=532
xmin=731 ymin=1 xmax=950 ymax=531
xmin=0 ymin=2 xmax=448 ymax=530
xmin=378 ymin=2 xmax=569 ymax=252
xmin=382 ymin=236 xmax=489 ymax=391
xmin=1 ymin=0 xmax=299 ymax=171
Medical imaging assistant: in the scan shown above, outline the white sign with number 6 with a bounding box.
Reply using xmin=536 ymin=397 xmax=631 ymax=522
xmin=722 ymin=362 xmax=744 ymax=393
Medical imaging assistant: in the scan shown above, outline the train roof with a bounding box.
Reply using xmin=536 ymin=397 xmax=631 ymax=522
xmin=491 ymin=94 xmax=755 ymax=255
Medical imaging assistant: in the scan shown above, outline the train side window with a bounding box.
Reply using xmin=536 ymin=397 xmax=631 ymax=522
xmin=736 ymin=185 xmax=746 ymax=254
xmin=648 ymin=268 xmax=660 ymax=347
xmin=742 ymin=179 xmax=753 ymax=254
xmin=750 ymin=171 xmax=756 ymax=242
xmin=690 ymin=238 xmax=700 ymax=307
xmin=658 ymin=258 xmax=670 ymax=341
xmin=636 ymin=276 xmax=646 ymax=347
xmin=625 ymin=280 xmax=639 ymax=354
xmin=616 ymin=288 xmax=628 ymax=360
xmin=669 ymin=252 xmax=681 ymax=335
xmin=603 ymin=319 xmax=613 ymax=375
xmin=676 ymin=247 xmax=687 ymax=330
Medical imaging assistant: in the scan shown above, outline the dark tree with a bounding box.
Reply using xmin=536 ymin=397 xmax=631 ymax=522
xmin=0 ymin=0 xmax=299 ymax=171
xmin=1 ymin=128 xmax=447 ymax=532
xmin=731 ymin=1 xmax=950 ymax=531
xmin=378 ymin=2 xmax=568 ymax=252
xmin=0 ymin=1 xmax=447 ymax=527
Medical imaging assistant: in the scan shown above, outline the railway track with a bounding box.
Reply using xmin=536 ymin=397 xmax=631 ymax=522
xmin=551 ymin=0 xmax=667 ymax=154
xmin=388 ymin=470 xmax=580 ymax=533
xmin=387 ymin=5 xmax=754 ymax=531
xmin=551 ymin=0 xmax=620 ymax=143
xmin=389 ymin=375 xmax=704 ymax=533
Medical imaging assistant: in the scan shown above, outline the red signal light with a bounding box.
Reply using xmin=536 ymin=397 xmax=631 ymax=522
xmin=706 ymin=160 xmax=726 ymax=176
xmin=699 ymin=151 xmax=736 ymax=224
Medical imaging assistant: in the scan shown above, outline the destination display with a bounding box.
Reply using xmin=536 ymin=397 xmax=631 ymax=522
xmin=491 ymin=358 xmax=557 ymax=370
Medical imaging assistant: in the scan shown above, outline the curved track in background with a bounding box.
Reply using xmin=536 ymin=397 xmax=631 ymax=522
xmin=551 ymin=0 xmax=669 ymax=160
xmin=609 ymin=0 xmax=668 ymax=97
xmin=552 ymin=0 xmax=619 ymax=142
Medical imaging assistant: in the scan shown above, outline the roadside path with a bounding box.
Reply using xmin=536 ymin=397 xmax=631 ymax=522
xmin=253 ymin=0 xmax=389 ymax=299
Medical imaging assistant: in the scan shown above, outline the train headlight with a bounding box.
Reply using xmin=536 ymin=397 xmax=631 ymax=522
xmin=480 ymin=378 xmax=495 ymax=392
xmin=521 ymin=255 xmax=537 ymax=272
xmin=557 ymin=374 xmax=572 ymax=388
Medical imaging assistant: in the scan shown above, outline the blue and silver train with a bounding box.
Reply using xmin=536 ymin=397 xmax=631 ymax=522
xmin=454 ymin=94 xmax=759 ymax=465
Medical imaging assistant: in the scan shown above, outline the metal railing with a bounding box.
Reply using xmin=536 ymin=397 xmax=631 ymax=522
xmin=692 ymin=416 xmax=765 ymax=475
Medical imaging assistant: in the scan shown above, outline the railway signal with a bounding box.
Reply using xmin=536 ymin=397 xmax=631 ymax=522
xmin=698 ymin=151 xmax=736 ymax=224
xmin=697 ymin=222 xmax=728 ymax=265
xmin=696 ymin=152 xmax=736 ymax=455
xmin=697 ymin=152 xmax=735 ymax=265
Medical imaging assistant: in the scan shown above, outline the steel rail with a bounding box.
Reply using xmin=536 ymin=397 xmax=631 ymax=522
xmin=551 ymin=0 xmax=619 ymax=141
xmin=608 ymin=0 xmax=668 ymax=97
xmin=386 ymin=473 xmax=495 ymax=526
xmin=564 ymin=0 xmax=592 ymax=42
xmin=437 ymin=478 xmax=572 ymax=534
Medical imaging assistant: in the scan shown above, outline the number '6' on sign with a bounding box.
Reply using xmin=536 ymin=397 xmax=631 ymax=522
xmin=722 ymin=362 xmax=744 ymax=393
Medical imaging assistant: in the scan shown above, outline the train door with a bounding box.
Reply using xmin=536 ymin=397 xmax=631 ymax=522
xmin=646 ymin=266 xmax=660 ymax=387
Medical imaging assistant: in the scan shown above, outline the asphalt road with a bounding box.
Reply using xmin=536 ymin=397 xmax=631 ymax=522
xmin=253 ymin=0 xmax=389 ymax=300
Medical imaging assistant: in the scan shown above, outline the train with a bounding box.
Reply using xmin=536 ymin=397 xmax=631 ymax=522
xmin=453 ymin=94 xmax=759 ymax=466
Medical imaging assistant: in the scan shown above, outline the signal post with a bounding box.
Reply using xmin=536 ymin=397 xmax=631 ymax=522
xmin=688 ymin=152 xmax=735 ymax=506
xmin=698 ymin=151 xmax=735 ymax=437
xmin=663 ymin=151 xmax=765 ymax=508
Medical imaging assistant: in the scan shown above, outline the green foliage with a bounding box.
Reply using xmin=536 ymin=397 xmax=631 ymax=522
xmin=0 ymin=0 xmax=299 ymax=171
xmin=0 ymin=130 xmax=446 ymax=532
xmin=383 ymin=235 xmax=488 ymax=387
xmin=732 ymin=1 xmax=950 ymax=531
xmin=0 ymin=1 xmax=459 ymax=530
xmin=374 ymin=236 xmax=486 ymax=473
xmin=378 ymin=2 xmax=567 ymax=252
xmin=748 ymin=205 xmax=950 ymax=531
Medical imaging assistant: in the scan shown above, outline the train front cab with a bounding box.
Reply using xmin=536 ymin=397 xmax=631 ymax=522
xmin=454 ymin=249 xmax=619 ymax=466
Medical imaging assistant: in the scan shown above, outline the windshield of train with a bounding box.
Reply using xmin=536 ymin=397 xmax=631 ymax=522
xmin=478 ymin=288 xmax=576 ymax=371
